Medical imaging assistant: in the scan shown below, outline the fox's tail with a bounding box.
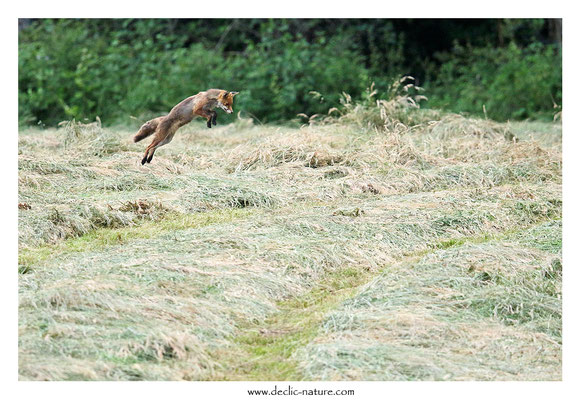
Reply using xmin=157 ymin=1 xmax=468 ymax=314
xmin=134 ymin=116 xmax=165 ymax=143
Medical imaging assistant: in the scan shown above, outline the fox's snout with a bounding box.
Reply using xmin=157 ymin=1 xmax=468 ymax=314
xmin=217 ymin=102 xmax=233 ymax=114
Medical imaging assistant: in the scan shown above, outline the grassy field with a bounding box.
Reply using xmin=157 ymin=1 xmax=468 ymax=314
xmin=18 ymin=103 xmax=562 ymax=380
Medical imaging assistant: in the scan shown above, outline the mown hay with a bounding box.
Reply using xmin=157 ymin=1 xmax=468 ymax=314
xmin=18 ymin=111 xmax=561 ymax=380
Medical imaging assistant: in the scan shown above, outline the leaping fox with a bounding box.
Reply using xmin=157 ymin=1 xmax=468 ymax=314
xmin=134 ymin=89 xmax=239 ymax=165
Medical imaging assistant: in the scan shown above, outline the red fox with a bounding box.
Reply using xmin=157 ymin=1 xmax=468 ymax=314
xmin=133 ymin=89 xmax=239 ymax=165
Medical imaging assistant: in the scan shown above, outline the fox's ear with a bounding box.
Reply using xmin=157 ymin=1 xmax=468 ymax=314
xmin=230 ymin=91 xmax=239 ymax=96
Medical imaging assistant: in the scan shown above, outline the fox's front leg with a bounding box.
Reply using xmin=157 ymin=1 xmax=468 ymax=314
xmin=206 ymin=111 xmax=217 ymax=128
xmin=196 ymin=108 xmax=216 ymax=129
xmin=197 ymin=110 xmax=213 ymax=128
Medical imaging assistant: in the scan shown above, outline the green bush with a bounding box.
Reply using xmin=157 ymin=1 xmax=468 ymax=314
xmin=226 ymin=26 xmax=369 ymax=122
xmin=18 ymin=20 xmax=562 ymax=126
xmin=426 ymin=42 xmax=562 ymax=121
xmin=19 ymin=20 xmax=370 ymax=126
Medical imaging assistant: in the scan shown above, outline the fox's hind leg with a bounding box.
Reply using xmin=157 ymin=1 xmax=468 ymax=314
xmin=141 ymin=145 xmax=154 ymax=165
xmin=141 ymin=145 xmax=152 ymax=165
xmin=146 ymin=148 xmax=156 ymax=164
xmin=141 ymin=136 xmax=162 ymax=165
xmin=141 ymin=131 xmax=176 ymax=165
xmin=142 ymin=140 xmax=161 ymax=164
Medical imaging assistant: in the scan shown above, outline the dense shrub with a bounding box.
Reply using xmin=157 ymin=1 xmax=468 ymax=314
xmin=18 ymin=19 xmax=562 ymax=126
xmin=426 ymin=43 xmax=562 ymax=121
xmin=19 ymin=20 xmax=370 ymax=126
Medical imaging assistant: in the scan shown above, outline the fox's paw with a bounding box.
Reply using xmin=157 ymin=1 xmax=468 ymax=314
xmin=207 ymin=120 xmax=212 ymax=128
xmin=141 ymin=158 xmax=147 ymax=165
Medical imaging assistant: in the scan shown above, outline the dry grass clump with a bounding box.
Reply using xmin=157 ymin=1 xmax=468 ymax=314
xmin=19 ymin=157 xmax=97 ymax=178
xmin=59 ymin=118 xmax=129 ymax=157
xmin=513 ymin=219 xmax=562 ymax=254
xmin=227 ymin=129 xmax=348 ymax=172
xmin=428 ymin=114 xmax=514 ymax=141
xmin=118 ymin=199 xmax=169 ymax=215
xmin=178 ymin=175 xmax=280 ymax=210
xmin=341 ymin=156 xmax=559 ymax=199
xmin=411 ymin=115 xmax=561 ymax=173
xmin=19 ymin=199 xmax=170 ymax=248
xmin=352 ymin=114 xmax=557 ymax=168
xmin=297 ymin=321 xmax=560 ymax=381
xmin=304 ymin=78 xmax=440 ymax=133
xmin=120 ymin=331 xmax=204 ymax=362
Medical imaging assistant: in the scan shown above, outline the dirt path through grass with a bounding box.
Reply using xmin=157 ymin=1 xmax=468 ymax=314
xmin=210 ymin=265 xmax=372 ymax=380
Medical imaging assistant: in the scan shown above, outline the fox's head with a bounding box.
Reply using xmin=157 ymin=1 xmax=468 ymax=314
xmin=217 ymin=91 xmax=239 ymax=114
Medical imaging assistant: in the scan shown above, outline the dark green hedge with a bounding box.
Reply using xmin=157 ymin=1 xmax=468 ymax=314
xmin=18 ymin=19 xmax=561 ymax=126
xmin=426 ymin=42 xmax=562 ymax=121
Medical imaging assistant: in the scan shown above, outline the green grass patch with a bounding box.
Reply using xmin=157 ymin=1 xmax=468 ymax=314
xmin=212 ymin=266 xmax=370 ymax=380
